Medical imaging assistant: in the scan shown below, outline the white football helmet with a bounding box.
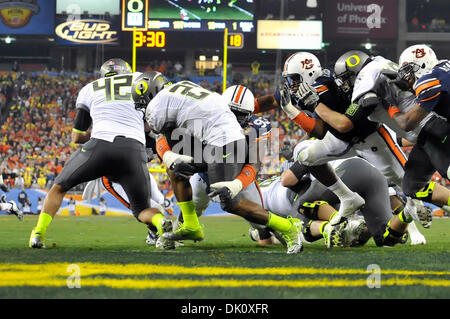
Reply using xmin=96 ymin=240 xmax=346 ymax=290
xmin=398 ymin=44 xmax=438 ymax=80
xmin=282 ymin=52 xmax=322 ymax=94
xmin=222 ymin=85 xmax=255 ymax=127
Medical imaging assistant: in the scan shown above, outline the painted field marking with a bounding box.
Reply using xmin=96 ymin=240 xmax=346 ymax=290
xmin=1 ymin=263 xmax=449 ymax=289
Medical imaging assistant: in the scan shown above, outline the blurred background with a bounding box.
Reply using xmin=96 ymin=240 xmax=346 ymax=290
xmin=0 ymin=0 xmax=449 ymax=216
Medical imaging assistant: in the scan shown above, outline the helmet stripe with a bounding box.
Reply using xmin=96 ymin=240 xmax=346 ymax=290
xmin=234 ymin=85 xmax=245 ymax=104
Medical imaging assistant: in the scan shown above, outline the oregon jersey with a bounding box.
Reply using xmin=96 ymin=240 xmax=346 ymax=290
xmin=146 ymin=80 xmax=245 ymax=147
xmin=76 ymin=72 xmax=145 ymax=145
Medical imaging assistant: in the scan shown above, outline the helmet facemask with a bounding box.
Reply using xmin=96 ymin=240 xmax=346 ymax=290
xmin=335 ymin=70 xmax=355 ymax=100
xmin=398 ymin=62 xmax=420 ymax=89
xmin=284 ymin=73 xmax=303 ymax=97
xmin=230 ymin=106 xmax=252 ymax=128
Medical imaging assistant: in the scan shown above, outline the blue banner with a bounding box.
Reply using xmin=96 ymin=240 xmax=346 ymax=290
xmin=0 ymin=0 xmax=55 ymax=35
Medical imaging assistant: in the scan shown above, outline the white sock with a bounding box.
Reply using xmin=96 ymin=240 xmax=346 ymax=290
xmin=329 ymin=178 xmax=354 ymax=200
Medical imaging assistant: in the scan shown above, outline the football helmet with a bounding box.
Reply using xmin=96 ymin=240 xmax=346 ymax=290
xmin=222 ymin=85 xmax=255 ymax=128
xmin=282 ymin=52 xmax=322 ymax=95
xmin=131 ymin=71 xmax=169 ymax=110
xmin=334 ymin=50 xmax=371 ymax=97
xmin=398 ymin=44 xmax=438 ymax=84
xmin=99 ymin=58 xmax=132 ymax=78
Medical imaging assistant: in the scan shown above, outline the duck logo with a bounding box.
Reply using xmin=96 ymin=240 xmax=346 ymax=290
xmin=0 ymin=0 xmax=40 ymax=28
xmin=55 ymin=19 xmax=119 ymax=44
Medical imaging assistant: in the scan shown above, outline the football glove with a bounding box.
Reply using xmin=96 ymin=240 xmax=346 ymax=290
xmin=279 ymin=82 xmax=301 ymax=120
xmin=209 ymin=179 xmax=243 ymax=199
xmin=170 ymin=161 xmax=201 ymax=180
xmin=208 ymin=186 xmax=234 ymax=211
xmin=297 ymin=82 xmax=319 ymax=109
xmin=162 ymin=150 xmax=193 ymax=168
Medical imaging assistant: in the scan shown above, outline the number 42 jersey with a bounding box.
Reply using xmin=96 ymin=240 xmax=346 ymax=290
xmin=75 ymin=72 xmax=146 ymax=145
xmin=146 ymin=80 xmax=245 ymax=147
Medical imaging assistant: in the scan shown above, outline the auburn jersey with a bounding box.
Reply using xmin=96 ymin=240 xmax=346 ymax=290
xmin=413 ymin=60 xmax=450 ymax=121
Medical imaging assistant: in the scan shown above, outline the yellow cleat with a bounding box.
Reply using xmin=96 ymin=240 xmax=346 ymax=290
xmin=163 ymin=223 xmax=204 ymax=242
xmin=29 ymin=228 xmax=45 ymax=249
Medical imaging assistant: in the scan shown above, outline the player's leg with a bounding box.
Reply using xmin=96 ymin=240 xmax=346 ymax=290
xmin=359 ymin=126 xmax=432 ymax=228
xmin=115 ymin=140 xmax=174 ymax=249
xmin=296 ymin=133 xmax=365 ymax=224
xmin=29 ymin=139 xmax=108 ymax=248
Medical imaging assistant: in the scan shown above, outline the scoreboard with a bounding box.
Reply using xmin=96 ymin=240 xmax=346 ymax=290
xmin=122 ymin=0 xmax=149 ymax=31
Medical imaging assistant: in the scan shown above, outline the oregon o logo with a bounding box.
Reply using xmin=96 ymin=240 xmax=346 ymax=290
xmin=136 ymin=80 xmax=148 ymax=94
xmin=346 ymin=55 xmax=361 ymax=67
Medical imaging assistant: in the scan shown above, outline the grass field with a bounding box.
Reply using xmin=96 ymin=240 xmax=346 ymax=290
xmin=0 ymin=215 xmax=449 ymax=299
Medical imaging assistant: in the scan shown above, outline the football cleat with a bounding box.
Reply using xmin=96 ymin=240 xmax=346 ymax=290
xmin=323 ymin=220 xmax=348 ymax=248
xmin=8 ymin=200 xmax=23 ymax=221
xmin=404 ymin=198 xmax=432 ymax=229
xmin=249 ymin=228 xmax=260 ymax=242
xmin=29 ymin=228 xmax=45 ymax=249
xmin=279 ymin=217 xmax=303 ymax=254
xmin=330 ymin=192 xmax=365 ymax=226
xmin=155 ymin=218 xmax=176 ymax=250
xmin=145 ymin=229 xmax=158 ymax=246
xmin=163 ymin=223 xmax=204 ymax=242
xmin=0 ymin=194 xmax=7 ymax=203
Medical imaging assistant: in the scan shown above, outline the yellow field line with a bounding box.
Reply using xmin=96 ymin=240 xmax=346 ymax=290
xmin=1 ymin=277 xmax=449 ymax=289
xmin=0 ymin=263 xmax=449 ymax=276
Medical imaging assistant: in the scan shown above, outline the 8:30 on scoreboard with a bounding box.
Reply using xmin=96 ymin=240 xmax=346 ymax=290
xmin=134 ymin=31 xmax=166 ymax=48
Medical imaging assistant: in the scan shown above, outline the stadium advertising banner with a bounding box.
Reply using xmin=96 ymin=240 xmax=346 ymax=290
xmin=257 ymin=20 xmax=323 ymax=50
xmin=0 ymin=0 xmax=55 ymax=34
xmin=56 ymin=0 xmax=120 ymax=15
xmin=325 ymin=0 xmax=398 ymax=38
xmin=144 ymin=0 xmax=255 ymax=32
xmin=55 ymin=16 xmax=120 ymax=45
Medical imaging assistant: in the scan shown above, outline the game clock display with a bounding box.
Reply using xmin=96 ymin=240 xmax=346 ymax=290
xmin=134 ymin=30 xmax=166 ymax=48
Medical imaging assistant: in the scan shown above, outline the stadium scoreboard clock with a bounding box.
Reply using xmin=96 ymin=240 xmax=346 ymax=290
xmin=134 ymin=31 xmax=166 ymax=48
xmin=122 ymin=0 xmax=149 ymax=31
xmin=228 ymin=33 xmax=244 ymax=49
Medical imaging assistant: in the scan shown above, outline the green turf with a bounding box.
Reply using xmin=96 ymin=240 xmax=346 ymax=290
xmin=0 ymin=215 xmax=449 ymax=299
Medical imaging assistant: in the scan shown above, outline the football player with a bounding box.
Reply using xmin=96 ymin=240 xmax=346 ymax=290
xmin=133 ymin=76 xmax=303 ymax=254
xmin=327 ymin=50 xmax=450 ymax=226
xmin=255 ymin=52 xmax=365 ymax=227
xmin=391 ymin=44 xmax=450 ymax=213
xmin=251 ymin=139 xmax=425 ymax=248
xmin=29 ymin=59 xmax=173 ymax=249
xmin=287 ymin=50 xmax=446 ymax=228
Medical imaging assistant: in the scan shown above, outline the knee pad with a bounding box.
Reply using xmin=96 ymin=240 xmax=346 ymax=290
xmin=409 ymin=182 xmax=436 ymax=203
xmin=301 ymin=220 xmax=323 ymax=243
xmin=377 ymin=220 xmax=408 ymax=247
xmin=447 ymin=165 xmax=450 ymax=180
xmin=298 ymin=201 xmax=328 ymax=220
xmin=297 ymin=148 xmax=314 ymax=166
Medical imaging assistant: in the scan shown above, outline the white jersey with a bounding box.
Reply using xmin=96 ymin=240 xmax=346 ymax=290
xmin=351 ymin=56 xmax=419 ymax=142
xmin=76 ymin=72 xmax=145 ymax=145
xmin=146 ymin=80 xmax=245 ymax=147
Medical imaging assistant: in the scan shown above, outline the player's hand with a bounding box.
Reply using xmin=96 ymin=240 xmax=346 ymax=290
xmin=297 ymin=82 xmax=319 ymax=109
xmin=208 ymin=186 xmax=234 ymax=211
xmin=209 ymin=180 xmax=243 ymax=199
xmin=162 ymin=150 xmax=193 ymax=168
xmin=170 ymin=161 xmax=199 ymax=180
xmin=279 ymin=82 xmax=300 ymax=120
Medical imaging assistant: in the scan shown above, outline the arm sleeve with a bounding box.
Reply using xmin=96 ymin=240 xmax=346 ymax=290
xmin=345 ymin=92 xmax=379 ymax=125
xmin=73 ymin=108 xmax=92 ymax=132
